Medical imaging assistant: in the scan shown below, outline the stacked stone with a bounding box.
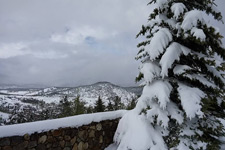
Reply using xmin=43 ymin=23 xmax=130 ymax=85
xmin=0 ymin=119 xmax=119 ymax=150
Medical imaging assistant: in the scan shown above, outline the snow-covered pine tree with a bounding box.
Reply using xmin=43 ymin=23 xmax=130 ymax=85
xmin=113 ymin=0 xmax=225 ymax=149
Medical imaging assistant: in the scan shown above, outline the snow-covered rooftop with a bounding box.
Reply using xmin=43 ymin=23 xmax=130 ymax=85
xmin=0 ymin=110 xmax=127 ymax=138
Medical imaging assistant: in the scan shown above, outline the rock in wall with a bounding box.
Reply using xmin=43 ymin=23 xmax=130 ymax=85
xmin=0 ymin=119 xmax=119 ymax=150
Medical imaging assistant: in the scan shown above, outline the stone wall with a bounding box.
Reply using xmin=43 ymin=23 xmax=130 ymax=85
xmin=0 ymin=119 xmax=119 ymax=150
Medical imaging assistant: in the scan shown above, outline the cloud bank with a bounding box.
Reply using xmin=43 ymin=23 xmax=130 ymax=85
xmin=0 ymin=0 xmax=224 ymax=87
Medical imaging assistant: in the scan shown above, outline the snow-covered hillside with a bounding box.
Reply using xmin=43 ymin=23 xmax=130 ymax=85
xmin=0 ymin=82 xmax=140 ymax=105
xmin=0 ymin=82 xmax=141 ymax=122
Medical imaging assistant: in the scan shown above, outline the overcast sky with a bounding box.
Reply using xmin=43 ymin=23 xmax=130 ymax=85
xmin=0 ymin=0 xmax=225 ymax=87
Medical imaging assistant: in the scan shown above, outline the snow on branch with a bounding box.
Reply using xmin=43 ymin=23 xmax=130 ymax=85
xmin=206 ymin=65 xmax=225 ymax=84
xmin=114 ymin=110 xmax=167 ymax=150
xmin=147 ymin=103 xmax=170 ymax=128
xmin=171 ymin=3 xmax=187 ymax=19
xmin=191 ymin=27 xmax=206 ymax=41
xmin=173 ymin=65 xmax=192 ymax=75
xmin=181 ymin=10 xmax=205 ymax=31
xmin=160 ymin=42 xmax=191 ymax=78
xmin=145 ymin=28 xmax=172 ymax=60
xmin=184 ymin=73 xmax=217 ymax=88
xmin=142 ymin=80 xmax=172 ymax=109
xmin=167 ymin=102 xmax=184 ymax=125
xmin=140 ymin=61 xmax=161 ymax=84
xmin=155 ymin=0 xmax=168 ymax=9
xmin=178 ymin=84 xmax=205 ymax=119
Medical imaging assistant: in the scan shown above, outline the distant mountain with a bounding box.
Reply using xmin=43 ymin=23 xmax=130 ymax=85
xmin=0 ymin=82 xmax=143 ymax=125
xmin=0 ymin=81 xmax=142 ymax=108
xmin=0 ymin=82 xmax=142 ymax=95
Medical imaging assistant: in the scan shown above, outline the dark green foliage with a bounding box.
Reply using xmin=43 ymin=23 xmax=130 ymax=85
xmin=59 ymin=95 xmax=86 ymax=116
xmin=127 ymin=98 xmax=137 ymax=110
xmin=107 ymin=100 xmax=114 ymax=111
xmin=135 ymin=72 xmax=144 ymax=83
xmin=0 ymin=116 xmax=3 ymax=125
xmin=86 ymin=106 xmax=94 ymax=113
xmin=94 ymin=96 xmax=105 ymax=112
xmin=59 ymin=95 xmax=73 ymax=117
xmin=112 ymin=96 xmax=125 ymax=110
xmin=72 ymin=95 xmax=86 ymax=115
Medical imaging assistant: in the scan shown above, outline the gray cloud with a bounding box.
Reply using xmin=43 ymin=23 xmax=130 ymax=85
xmin=0 ymin=0 xmax=224 ymax=87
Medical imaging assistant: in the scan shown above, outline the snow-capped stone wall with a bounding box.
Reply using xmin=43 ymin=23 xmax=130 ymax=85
xmin=0 ymin=111 xmax=126 ymax=150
